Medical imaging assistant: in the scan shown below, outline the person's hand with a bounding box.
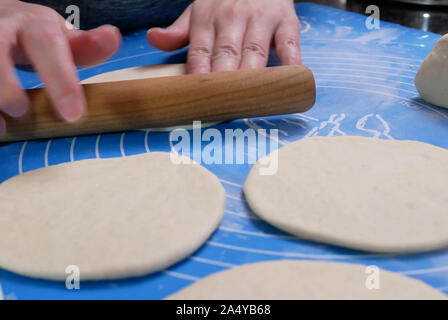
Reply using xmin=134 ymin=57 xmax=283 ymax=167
xmin=147 ymin=0 xmax=301 ymax=74
xmin=0 ymin=0 xmax=121 ymax=134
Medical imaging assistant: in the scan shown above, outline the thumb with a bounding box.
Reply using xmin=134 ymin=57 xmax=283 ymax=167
xmin=147 ymin=5 xmax=192 ymax=51
xmin=58 ymin=16 xmax=122 ymax=67
xmin=66 ymin=25 xmax=122 ymax=67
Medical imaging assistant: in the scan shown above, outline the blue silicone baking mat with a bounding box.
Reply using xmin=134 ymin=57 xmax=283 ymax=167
xmin=1 ymin=3 xmax=448 ymax=300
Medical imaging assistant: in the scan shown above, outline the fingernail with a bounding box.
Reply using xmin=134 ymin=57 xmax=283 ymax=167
xmin=96 ymin=24 xmax=117 ymax=31
xmin=107 ymin=25 xmax=121 ymax=37
xmin=148 ymin=27 xmax=163 ymax=34
xmin=146 ymin=28 xmax=153 ymax=41
xmin=0 ymin=117 xmax=6 ymax=135
xmin=0 ymin=99 xmax=29 ymax=118
xmin=58 ymin=94 xmax=85 ymax=122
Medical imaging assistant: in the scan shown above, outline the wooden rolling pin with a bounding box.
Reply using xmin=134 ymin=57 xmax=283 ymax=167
xmin=0 ymin=65 xmax=315 ymax=142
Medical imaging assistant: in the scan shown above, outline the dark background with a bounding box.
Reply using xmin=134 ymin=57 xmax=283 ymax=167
xmin=296 ymin=0 xmax=448 ymax=35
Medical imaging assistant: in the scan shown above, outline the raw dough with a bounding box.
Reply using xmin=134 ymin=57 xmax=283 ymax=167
xmin=415 ymin=34 xmax=448 ymax=109
xmin=0 ymin=152 xmax=225 ymax=281
xmin=244 ymin=136 xmax=448 ymax=253
xmin=168 ymin=260 xmax=446 ymax=299
xmin=81 ymin=64 xmax=220 ymax=131
xmin=81 ymin=64 xmax=188 ymax=84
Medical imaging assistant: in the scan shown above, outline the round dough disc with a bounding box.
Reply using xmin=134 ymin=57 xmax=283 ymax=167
xmin=81 ymin=64 xmax=220 ymax=131
xmin=0 ymin=152 xmax=225 ymax=281
xmin=168 ymin=260 xmax=446 ymax=299
xmin=244 ymin=136 xmax=448 ymax=253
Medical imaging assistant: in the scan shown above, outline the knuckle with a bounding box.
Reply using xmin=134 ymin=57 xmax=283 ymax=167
xmin=188 ymin=45 xmax=212 ymax=58
xmin=32 ymin=5 xmax=59 ymax=20
xmin=281 ymin=36 xmax=300 ymax=50
xmin=191 ymin=4 xmax=214 ymax=25
xmin=21 ymin=6 xmax=61 ymax=34
xmin=20 ymin=26 xmax=62 ymax=45
xmin=34 ymin=23 xmax=64 ymax=43
xmin=220 ymin=5 xmax=239 ymax=19
xmin=199 ymin=15 xmax=214 ymax=26
xmin=251 ymin=8 xmax=273 ymax=21
xmin=213 ymin=43 xmax=239 ymax=59
xmin=243 ymin=42 xmax=267 ymax=58
xmin=20 ymin=5 xmax=58 ymax=23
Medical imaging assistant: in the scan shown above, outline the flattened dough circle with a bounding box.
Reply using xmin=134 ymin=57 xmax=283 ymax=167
xmin=0 ymin=153 xmax=225 ymax=280
xmin=81 ymin=64 xmax=220 ymax=131
xmin=168 ymin=260 xmax=446 ymax=299
xmin=244 ymin=136 xmax=448 ymax=253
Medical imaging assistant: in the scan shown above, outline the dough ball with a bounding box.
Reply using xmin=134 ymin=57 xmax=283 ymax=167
xmin=415 ymin=34 xmax=448 ymax=109
xmin=0 ymin=153 xmax=225 ymax=281
xmin=168 ymin=260 xmax=446 ymax=299
xmin=244 ymin=136 xmax=448 ymax=253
